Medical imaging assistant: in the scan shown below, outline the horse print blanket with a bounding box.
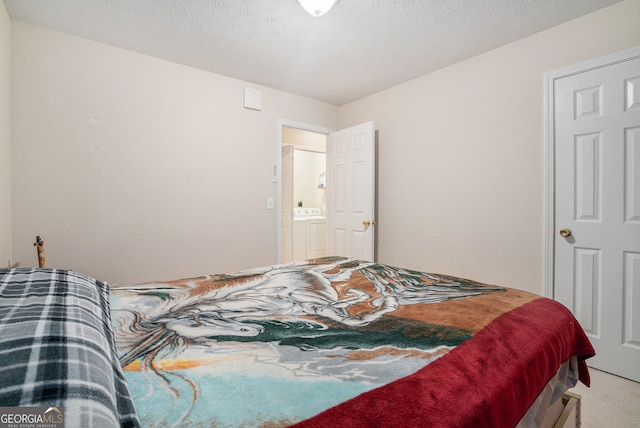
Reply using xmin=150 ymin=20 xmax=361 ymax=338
xmin=110 ymin=257 xmax=594 ymax=427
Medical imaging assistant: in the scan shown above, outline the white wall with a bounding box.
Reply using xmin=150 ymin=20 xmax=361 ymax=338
xmin=338 ymin=0 xmax=640 ymax=294
xmin=0 ymin=2 xmax=10 ymax=268
xmin=293 ymin=150 xmax=326 ymax=213
xmin=9 ymin=1 xmax=640 ymax=292
xmin=282 ymin=127 xmax=326 ymax=151
xmin=10 ymin=22 xmax=338 ymax=284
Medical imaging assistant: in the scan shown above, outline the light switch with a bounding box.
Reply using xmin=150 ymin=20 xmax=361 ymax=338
xmin=266 ymin=197 xmax=274 ymax=209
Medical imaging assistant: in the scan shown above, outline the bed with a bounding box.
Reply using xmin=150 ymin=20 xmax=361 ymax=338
xmin=1 ymin=257 xmax=594 ymax=427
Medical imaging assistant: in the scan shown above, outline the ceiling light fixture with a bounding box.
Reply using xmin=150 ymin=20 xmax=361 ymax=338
xmin=296 ymin=0 xmax=340 ymax=17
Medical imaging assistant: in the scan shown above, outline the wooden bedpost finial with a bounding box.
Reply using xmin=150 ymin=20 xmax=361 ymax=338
xmin=33 ymin=235 xmax=45 ymax=268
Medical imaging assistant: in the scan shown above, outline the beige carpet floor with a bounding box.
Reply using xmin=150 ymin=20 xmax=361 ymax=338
xmin=570 ymin=368 xmax=640 ymax=427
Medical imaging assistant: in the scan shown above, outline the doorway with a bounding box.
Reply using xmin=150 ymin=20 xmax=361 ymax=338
xmin=281 ymin=128 xmax=327 ymax=262
xmin=277 ymin=121 xmax=333 ymax=264
xmin=276 ymin=120 xmax=377 ymax=264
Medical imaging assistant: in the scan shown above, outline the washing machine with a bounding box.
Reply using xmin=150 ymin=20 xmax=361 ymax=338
xmin=293 ymin=208 xmax=326 ymax=260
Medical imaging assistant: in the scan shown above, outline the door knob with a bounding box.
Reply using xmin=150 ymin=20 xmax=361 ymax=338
xmin=559 ymin=227 xmax=572 ymax=238
xmin=363 ymin=220 xmax=371 ymax=227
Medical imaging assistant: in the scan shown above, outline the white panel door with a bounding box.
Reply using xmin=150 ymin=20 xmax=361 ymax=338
xmin=327 ymin=122 xmax=376 ymax=261
xmin=554 ymin=56 xmax=640 ymax=382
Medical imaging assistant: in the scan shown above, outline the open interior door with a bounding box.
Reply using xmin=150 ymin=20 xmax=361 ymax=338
xmin=327 ymin=121 xmax=376 ymax=261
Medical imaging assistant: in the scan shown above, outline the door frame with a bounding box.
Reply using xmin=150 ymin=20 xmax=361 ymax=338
xmin=543 ymin=45 xmax=640 ymax=298
xmin=276 ymin=119 xmax=334 ymax=264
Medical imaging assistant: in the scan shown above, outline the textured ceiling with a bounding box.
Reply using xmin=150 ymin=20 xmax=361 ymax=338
xmin=3 ymin=0 xmax=622 ymax=105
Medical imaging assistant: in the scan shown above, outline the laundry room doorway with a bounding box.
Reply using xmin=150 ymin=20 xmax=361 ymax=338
xmin=280 ymin=126 xmax=327 ymax=263
xmin=276 ymin=119 xmax=377 ymax=264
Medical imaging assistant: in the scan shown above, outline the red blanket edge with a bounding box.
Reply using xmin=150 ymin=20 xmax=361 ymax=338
xmin=293 ymin=297 xmax=595 ymax=428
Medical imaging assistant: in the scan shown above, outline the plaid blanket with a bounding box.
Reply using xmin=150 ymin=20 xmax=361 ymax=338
xmin=0 ymin=268 xmax=140 ymax=428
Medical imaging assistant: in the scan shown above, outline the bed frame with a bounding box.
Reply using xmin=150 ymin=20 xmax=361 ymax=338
xmin=545 ymin=392 xmax=581 ymax=428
